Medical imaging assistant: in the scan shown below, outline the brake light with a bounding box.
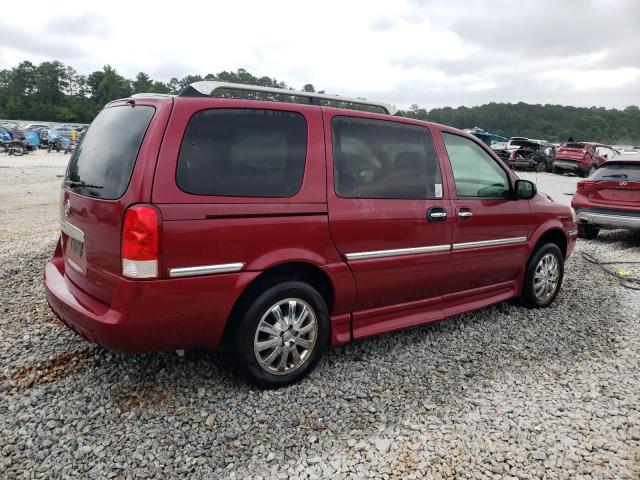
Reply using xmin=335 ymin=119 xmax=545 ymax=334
xmin=576 ymin=180 xmax=596 ymax=194
xmin=121 ymin=205 xmax=159 ymax=278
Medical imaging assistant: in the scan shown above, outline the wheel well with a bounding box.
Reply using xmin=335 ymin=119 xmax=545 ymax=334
xmin=534 ymin=229 xmax=567 ymax=258
xmin=223 ymin=262 xmax=335 ymax=344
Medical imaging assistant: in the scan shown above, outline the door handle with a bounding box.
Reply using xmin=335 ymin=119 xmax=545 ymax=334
xmin=427 ymin=207 xmax=447 ymax=222
xmin=457 ymin=211 xmax=473 ymax=219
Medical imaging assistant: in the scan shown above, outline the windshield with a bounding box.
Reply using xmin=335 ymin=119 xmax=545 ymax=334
xmin=64 ymin=105 xmax=154 ymax=199
xmin=592 ymin=163 xmax=640 ymax=182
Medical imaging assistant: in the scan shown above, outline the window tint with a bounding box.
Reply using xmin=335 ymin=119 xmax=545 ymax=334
xmin=177 ymin=109 xmax=307 ymax=197
xmin=65 ymin=105 xmax=154 ymax=199
xmin=331 ymin=117 xmax=442 ymax=199
xmin=442 ymin=132 xmax=510 ymax=198
xmin=592 ymin=162 xmax=640 ymax=182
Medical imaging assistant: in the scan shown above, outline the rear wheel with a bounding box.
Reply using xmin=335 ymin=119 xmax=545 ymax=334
xmin=552 ymin=166 xmax=561 ymax=175
xmin=519 ymin=243 xmax=564 ymax=308
xmin=577 ymin=224 xmax=599 ymax=240
xmin=536 ymin=161 xmax=546 ymax=172
xmin=224 ymin=281 xmax=329 ymax=388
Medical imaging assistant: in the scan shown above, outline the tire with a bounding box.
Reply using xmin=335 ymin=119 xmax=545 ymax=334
xmin=577 ymin=224 xmax=599 ymax=240
xmin=552 ymin=166 xmax=561 ymax=175
xmin=224 ymin=281 xmax=329 ymax=388
xmin=535 ymin=161 xmax=546 ymax=172
xmin=519 ymin=243 xmax=564 ymax=309
xmin=10 ymin=145 xmax=24 ymax=156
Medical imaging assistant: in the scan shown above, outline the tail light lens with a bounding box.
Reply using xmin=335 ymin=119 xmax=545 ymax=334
xmin=121 ymin=205 xmax=159 ymax=278
xmin=576 ymin=180 xmax=596 ymax=194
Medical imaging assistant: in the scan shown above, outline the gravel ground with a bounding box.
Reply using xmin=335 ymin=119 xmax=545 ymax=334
xmin=1 ymin=152 xmax=639 ymax=479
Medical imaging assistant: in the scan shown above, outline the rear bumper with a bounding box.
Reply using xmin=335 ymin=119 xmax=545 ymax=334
xmin=507 ymin=160 xmax=537 ymax=169
xmin=553 ymin=160 xmax=584 ymax=172
xmin=45 ymin=254 xmax=259 ymax=352
xmin=576 ymin=210 xmax=640 ymax=230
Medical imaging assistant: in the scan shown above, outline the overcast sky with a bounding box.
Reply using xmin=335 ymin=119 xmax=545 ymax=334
xmin=1 ymin=0 xmax=638 ymax=110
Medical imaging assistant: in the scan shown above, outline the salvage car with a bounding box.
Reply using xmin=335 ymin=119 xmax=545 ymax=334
xmin=495 ymin=138 xmax=556 ymax=172
xmin=45 ymin=82 xmax=577 ymax=387
xmin=552 ymin=142 xmax=617 ymax=177
xmin=571 ymin=154 xmax=640 ymax=239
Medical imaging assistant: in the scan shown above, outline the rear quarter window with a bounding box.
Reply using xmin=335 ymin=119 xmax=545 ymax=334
xmin=65 ymin=105 xmax=155 ymax=199
xmin=176 ymin=109 xmax=307 ymax=197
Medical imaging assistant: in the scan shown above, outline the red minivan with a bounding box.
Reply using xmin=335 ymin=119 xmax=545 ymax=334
xmin=45 ymin=82 xmax=577 ymax=387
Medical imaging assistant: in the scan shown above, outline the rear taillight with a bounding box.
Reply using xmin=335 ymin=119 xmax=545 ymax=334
xmin=121 ymin=205 xmax=159 ymax=279
xmin=576 ymin=180 xmax=596 ymax=194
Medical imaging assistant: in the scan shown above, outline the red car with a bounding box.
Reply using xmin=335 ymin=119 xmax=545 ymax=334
xmin=45 ymin=82 xmax=577 ymax=387
xmin=572 ymin=155 xmax=640 ymax=239
xmin=553 ymin=142 xmax=618 ymax=177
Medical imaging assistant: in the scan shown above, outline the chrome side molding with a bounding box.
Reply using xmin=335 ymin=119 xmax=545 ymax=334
xmin=168 ymin=262 xmax=245 ymax=278
xmin=345 ymin=244 xmax=451 ymax=261
xmin=452 ymin=236 xmax=527 ymax=250
xmin=60 ymin=220 xmax=85 ymax=243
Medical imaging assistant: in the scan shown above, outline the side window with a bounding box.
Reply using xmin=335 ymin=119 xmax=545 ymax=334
xmin=331 ymin=116 xmax=442 ymax=199
xmin=442 ymin=132 xmax=510 ymax=198
xmin=176 ymin=109 xmax=307 ymax=197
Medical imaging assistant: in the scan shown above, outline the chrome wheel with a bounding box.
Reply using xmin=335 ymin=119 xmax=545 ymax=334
xmin=533 ymin=253 xmax=560 ymax=302
xmin=253 ymin=298 xmax=318 ymax=376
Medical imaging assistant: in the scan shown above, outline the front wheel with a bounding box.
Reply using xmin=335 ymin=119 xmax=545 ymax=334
xmin=536 ymin=161 xmax=546 ymax=172
xmin=519 ymin=243 xmax=564 ymax=308
xmin=224 ymin=281 xmax=329 ymax=388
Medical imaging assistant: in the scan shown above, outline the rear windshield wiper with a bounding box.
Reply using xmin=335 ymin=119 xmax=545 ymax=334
xmin=64 ymin=180 xmax=104 ymax=189
xmin=600 ymin=174 xmax=627 ymax=179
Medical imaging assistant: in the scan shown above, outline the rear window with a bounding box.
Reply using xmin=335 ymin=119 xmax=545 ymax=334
xmin=592 ymin=163 xmax=640 ymax=182
xmin=65 ymin=105 xmax=155 ymax=199
xmin=176 ymin=109 xmax=307 ymax=197
xmin=565 ymin=143 xmax=586 ymax=149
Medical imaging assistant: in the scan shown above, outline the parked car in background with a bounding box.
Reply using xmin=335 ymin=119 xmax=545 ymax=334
xmin=45 ymin=126 xmax=74 ymax=144
xmin=571 ymin=154 xmax=640 ymax=239
xmin=45 ymin=81 xmax=577 ymax=387
xmin=553 ymin=142 xmax=617 ymax=177
xmin=0 ymin=126 xmax=12 ymax=142
xmin=495 ymin=138 xmax=556 ymax=172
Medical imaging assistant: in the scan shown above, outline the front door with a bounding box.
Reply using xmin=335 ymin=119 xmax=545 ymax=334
xmin=438 ymin=132 xmax=531 ymax=302
xmin=324 ymin=110 xmax=453 ymax=339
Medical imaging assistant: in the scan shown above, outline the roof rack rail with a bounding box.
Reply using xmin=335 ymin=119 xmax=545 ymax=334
xmin=179 ymin=81 xmax=398 ymax=115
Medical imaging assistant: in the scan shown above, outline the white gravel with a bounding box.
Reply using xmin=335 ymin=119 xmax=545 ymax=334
xmin=1 ymin=153 xmax=639 ymax=479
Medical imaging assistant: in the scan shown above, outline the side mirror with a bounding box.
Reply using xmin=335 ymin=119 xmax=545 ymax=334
xmin=514 ymin=179 xmax=536 ymax=199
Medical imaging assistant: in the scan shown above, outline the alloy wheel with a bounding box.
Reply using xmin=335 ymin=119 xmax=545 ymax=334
xmin=533 ymin=253 xmax=560 ymax=302
xmin=253 ymin=298 xmax=318 ymax=375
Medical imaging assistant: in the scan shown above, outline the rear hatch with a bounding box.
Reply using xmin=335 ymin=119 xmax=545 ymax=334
xmin=60 ymin=99 xmax=168 ymax=304
xmin=555 ymin=143 xmax=587 ymax=164
xmin=582 ymin=162 xmax=640 ymax=208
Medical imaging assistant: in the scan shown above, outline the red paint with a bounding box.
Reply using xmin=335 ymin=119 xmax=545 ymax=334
xmin=572 ymin=158 xmax=640 ymax=221
xmin=45 ymin=94 xmax=576 ymax=353
xmin=553 ymin=142 xmax=609 ymax=175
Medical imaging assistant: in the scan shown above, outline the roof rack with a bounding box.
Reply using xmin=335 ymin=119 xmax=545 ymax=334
xmin=179 ymin=81 xmax=398 ymax=115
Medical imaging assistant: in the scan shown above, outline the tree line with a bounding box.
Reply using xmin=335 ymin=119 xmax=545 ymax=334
xmin=1 ymin=60 xmax=638 ymax=144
